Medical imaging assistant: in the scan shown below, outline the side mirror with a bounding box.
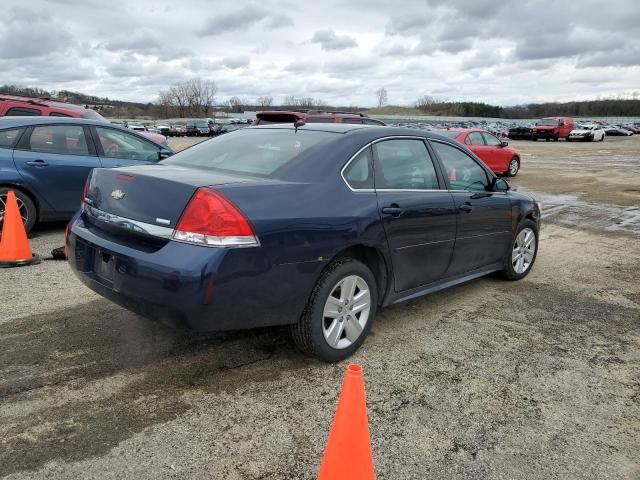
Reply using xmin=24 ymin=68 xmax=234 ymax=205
xmin=492 ymin=177 xmax=510 ymax=192
xmin=158 ymin=149 xmax=172 ymax=160
xmin=501 ymin=140 xmax=509 ymax=147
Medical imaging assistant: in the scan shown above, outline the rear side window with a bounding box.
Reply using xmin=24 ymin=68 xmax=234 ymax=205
xmin=80 ymin=109 xmax=106 ymax=121
xmin=163 ymin=129 xmax=336 ymax=177
xmin=343 ymin=148 xmax=373 ymax=189
xmin=6 ymin=107 xmax=41 ymax=116
xmin=95 ymin=127 xmax=160 ymax=161
xmin=374 ymin=139 xmax=439 ymax=190
xmin=341 ymin=118 xmax=364 ymax=124
xmin=466 ymin=132 xmax=484 ymax=145
xmin=0 ymin=128 xmax=23 ymax=149
xmin=49 ymin=112 xmax=72 ymax=117
xmin=364 ymin=119 xmax=385 ymax=126
xmin=304 ymin=117 xmax=335 ymax=123
xmin=28 ymin=125 xmax=89 ymax=155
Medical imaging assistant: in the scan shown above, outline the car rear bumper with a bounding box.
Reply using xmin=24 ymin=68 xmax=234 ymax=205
xmin=67 ymin=212 xmax=317 ymax=332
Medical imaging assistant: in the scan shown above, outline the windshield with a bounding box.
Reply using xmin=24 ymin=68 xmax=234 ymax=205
xmin=81 ymin=109 xmax=107 ymax=121
xmin=194 ymin=121 xmax=209 ymax=127
xmin=162 ymin=129 xmax=336 ymax=177
xmin=537 ymin=119 xmax=559 ymax=126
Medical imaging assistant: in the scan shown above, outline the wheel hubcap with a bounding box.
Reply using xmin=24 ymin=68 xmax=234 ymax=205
xmin=512 ymin=228 xmax=536 ymax=274
xmin=509 ymin=159 xmax=518 ymax=175
xmin=0 ymin=194 xmax=29 ymax=227
xmin=322 ymin=275 xmax=371 ymax=349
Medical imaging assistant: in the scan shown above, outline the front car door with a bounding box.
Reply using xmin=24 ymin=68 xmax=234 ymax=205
xmin=430 ymin=140 xmax=512 ymax=276
xmin=373 ymin=138 xmax=457 ymax=292
xmin=481 ymin=132 xmax=511 ymax=173
xmin=12 ymin=124 xmax=100 ymax=215
xmin=91 ymin=126 xmax=162 ymax=167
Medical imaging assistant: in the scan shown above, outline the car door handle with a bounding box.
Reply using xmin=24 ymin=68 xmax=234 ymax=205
xmin=381 ymin=206 xmax=404 ymax=216
xmin=26 ymin=159 xmax=49 ymax=167
xmin=459 ymin=203 xmax=473 ymax=212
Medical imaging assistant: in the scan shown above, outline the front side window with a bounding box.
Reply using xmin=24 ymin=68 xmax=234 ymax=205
xmin=343 ymin=147 xmax=373 ymax=189
xmin=431 ymin=141 xmax=489 ymax=192
xmin=49 ymin=112 xmax=72 ymax=118
xmin=374 ymin=139 xmax=439 ymax=190
xmin=0 ymin=128 xmax=24 ymax=149
xmin=95 ymin=127 xmax=160 ymax=161
xmin=482 ymin=132 xmax=502 ymax=146
xmin=6 ymin=107 xmax=41 ymax=116
xmin=28 ymin=125 xmax=89 ymax=155
xmin=364 ymin=119 xmax=385 ymax=126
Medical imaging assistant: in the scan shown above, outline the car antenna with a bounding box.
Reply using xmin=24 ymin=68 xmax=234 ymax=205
xmin=294 ymin=119 xmax=305 ymax=133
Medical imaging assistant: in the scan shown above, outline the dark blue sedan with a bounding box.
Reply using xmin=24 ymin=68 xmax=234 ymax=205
xmin=68 ymin=124 xmax=541 ymax=362
xmin=0 ymin=117 xmax=173 ymax=232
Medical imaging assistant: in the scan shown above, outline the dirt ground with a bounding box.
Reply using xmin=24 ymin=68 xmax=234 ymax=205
xmin=1 ymin=135 xmax=639 ymax=479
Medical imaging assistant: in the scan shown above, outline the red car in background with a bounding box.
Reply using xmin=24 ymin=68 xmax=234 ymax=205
xmin=253 ymin=110 xmax=386 ymax=126
xmin=439 ymin=129 xmax=521 ymax=177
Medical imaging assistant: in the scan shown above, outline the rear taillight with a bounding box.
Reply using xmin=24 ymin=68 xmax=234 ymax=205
xmin=81 ymin=173 xmax=92 ymax=204
xmin=173 ymin=188 xmax=259 ymax=247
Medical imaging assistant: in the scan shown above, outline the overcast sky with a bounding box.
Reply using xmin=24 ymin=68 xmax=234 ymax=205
xmin=2 ymin=0 xmax=640 ymax=107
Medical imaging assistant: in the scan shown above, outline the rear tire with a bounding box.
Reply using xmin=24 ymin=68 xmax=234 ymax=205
xmin=0 ymin=187 xmax=37 ymax=233
xmin=501 ymin=220 xmax=538 ymax=281
xmin=291 ymin=258 xmax=378 ymax=362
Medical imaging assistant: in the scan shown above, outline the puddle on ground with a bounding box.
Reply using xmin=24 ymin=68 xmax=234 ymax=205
xmin=514 ymin=189 xmax=640 ymax=235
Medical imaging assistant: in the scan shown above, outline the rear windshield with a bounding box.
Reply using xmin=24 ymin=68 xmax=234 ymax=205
xmin=537 ymin=119 xmax=559 ymax=126
xmin=162 ymin=128 xmax=336 ymax=177
xmin=80 ymin=109 xmax=107 ymax=121
xmin=257 ymin=113 xmax=300 ymax=123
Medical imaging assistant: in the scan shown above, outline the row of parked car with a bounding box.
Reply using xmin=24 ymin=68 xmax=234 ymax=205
xmin=508 ymin=116 xmax=639 ymax=141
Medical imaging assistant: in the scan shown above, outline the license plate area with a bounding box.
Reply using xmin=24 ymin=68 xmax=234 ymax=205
xmin=94 ymin=250 xmax=116 ymax=284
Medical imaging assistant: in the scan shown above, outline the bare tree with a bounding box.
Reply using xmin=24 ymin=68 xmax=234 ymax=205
xmin=257 ymin=96 xmax=273 ymax=107
xmin=375 ymin=87 xmax=388 ymax=108
xmin=228 ymin=96 xmax=246 ymax=113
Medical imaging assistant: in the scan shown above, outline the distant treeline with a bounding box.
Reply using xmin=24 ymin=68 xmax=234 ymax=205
xmin=414 ymin=95 xmax=640 ymax=118
xmin=2 ymin=84 xmax=639 ymax=119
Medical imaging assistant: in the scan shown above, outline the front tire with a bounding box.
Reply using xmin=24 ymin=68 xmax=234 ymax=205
xmin=0 ymin=187 xmax=37 ymax=233
xmin=501 ymin=220 xmax=538 ymax=281
xmin=291 ymin=258 xmax=378 ymax=362
xmin=504 ymin=157 xmax=520 ymax=177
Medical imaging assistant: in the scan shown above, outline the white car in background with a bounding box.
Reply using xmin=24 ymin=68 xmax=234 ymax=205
xmin=567 ymin=124 xmax=606 ymax=142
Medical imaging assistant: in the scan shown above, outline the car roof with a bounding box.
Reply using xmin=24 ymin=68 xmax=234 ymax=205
xmin=250 ymin=123 xmax=458 ymax=142
xmin=0 ymin=116 xmax=112 ymax=128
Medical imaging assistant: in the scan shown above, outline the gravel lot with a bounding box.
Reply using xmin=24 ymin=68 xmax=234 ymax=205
xmin=1 ymin=134 xmax=639 ymax=479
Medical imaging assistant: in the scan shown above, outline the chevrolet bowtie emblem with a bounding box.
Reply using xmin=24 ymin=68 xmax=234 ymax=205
xmin=111 ymin=189 xmax=126 ymax=200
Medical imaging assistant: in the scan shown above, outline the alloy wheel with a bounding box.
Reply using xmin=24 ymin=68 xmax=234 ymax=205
xmin=322 ymin=275 xmax=371 ymax=349
xmin=509 ymin=159 xmax=519 ymax=176
xmin=512 ymin=228 xmax=536 ymax=274
xmin=0 ymin=193 xmax=29 ymax=227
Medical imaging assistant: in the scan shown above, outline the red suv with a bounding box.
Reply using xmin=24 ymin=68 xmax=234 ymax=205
xmin=0 ymin=94 xmax=167 ymax=144
xmin=0 ymin=94 xmax=106 ymax=120
xmin=253 ymin=110 xmax=386 ymax=126
xmin=532 ymin=116 xmax=574 ymax=141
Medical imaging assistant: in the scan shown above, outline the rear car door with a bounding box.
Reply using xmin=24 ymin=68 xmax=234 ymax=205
xmin=373 ymin=138 xmax=457 ymax=292
xmin=464 ymin=131 xmax=498 ymax=171
xmin=12 ymin=124 xmax=100 ymax=215
xmin=430 ymin=140 xmax=512 ymax=275
xmin=91 ymin=126 xmax=162 ymax=167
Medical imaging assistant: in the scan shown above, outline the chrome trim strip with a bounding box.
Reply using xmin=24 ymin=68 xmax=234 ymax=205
xmin=340 ymin=135 xmax=435 ymax=193
xmin=83 ymin=205 xmax=174 ymax=239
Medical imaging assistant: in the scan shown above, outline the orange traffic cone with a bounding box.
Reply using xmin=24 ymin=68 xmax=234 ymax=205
xmin=0 ymin=191 xmax=40 ymax=267
xmin=317 ymin=364 xmax=375 ymax=480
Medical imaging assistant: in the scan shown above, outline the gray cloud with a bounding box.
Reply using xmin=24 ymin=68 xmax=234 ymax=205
xmin=311 ymin=29 xmax=357 ymax=51
xmin=1 ymin=0 xmax=639 ymax=107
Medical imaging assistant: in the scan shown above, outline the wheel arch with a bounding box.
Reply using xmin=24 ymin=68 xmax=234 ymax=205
xmin=330 ymin=244 xmax=392 ymax=306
